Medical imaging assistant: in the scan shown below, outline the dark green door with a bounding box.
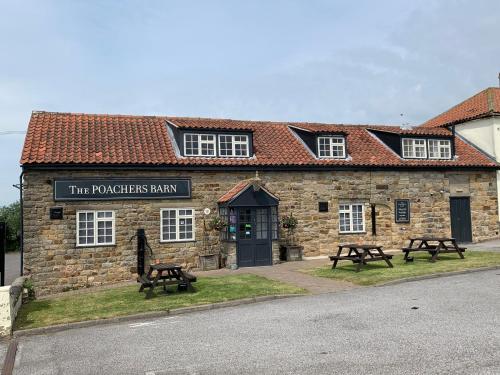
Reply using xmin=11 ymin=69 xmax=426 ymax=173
xmin=450 ymin=197 xmax=472 ymax=243
xmin=237 ymin=208 xmax=272 ymax=267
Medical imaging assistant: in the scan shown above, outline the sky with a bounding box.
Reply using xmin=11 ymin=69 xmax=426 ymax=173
xmin=1 ymin=0 xmax=500 ymax=205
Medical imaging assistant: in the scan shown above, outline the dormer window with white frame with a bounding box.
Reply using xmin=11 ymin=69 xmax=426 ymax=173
xmin=402 ymin=138 xmax=427 ymax=159
xmin=317 ymin=136 xmax=346 ymax=159
xmin=218 ymin=134 xmax=249 ymax=157
xmin=428 ymin=139 xmax=451 ymax=159
xmin=184 ymin=133 xmax=216 ymax=157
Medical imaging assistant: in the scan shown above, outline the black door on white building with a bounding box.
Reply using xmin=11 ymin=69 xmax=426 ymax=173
xmin=450 ymin=197 xmax=472 ymax=243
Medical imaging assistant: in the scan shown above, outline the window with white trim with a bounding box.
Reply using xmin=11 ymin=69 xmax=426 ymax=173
xmin=218 ymin=134 xmax=249 ymax=157
xmin=339 ymin=204 xmax=365 ymax=233
xmin=161 ymin=208 xmax=195 ymax=242
xmin=428 ymin=139 xmax=451 ymax=159
xmin=317 ymin=136 xmax=346 ymax=158
xmin=77 ymin=210 xmax=115 ymax=246
xmin=402 ymin=138 xmax=427 ymax=158
xmin=184 ymin=134 xmax=216 ymax=156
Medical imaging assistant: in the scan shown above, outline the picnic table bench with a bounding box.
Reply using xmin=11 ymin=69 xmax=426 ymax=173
xmin=402 ymin=237 xmax=466 ymax=263
xmin=329 ymin=244 xmax=393 ymax=272
xmin=138 ymin=263 xmax=197 ymax=298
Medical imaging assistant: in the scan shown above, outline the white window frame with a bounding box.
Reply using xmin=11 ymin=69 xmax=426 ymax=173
xmin=160 ymin=208 xmax=196 ymax=243
xmin=217 ymin=134 xmax=250 ymax=157
xmin=428 ymin=139 xmax=452 ymax=159
xmin=402 ymin=138 xmax=427 ymax=159
xmin=183 ymin=133 xmax=216 ymax=157
xmin=338 ymin=203 xmax=365 ymax=234
xmin=76 ymin=210 xmax=115 ymax=247
xmin=317 ymin=136 xmax=346 ymax=159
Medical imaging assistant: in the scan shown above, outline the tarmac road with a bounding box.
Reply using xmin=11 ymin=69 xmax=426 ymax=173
xmin=12 ymin=269 xmax=500 ymax=375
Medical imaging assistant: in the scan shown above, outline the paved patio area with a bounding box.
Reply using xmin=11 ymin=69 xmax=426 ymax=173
xmin=198 ymin=258 xmax=357 ymax=294
xmin=462 ymin=238 xmax=500 ymax=252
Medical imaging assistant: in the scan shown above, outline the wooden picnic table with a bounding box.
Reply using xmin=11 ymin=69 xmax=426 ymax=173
xmin=138 ymin=263 xmax=196 ymax=298
xmin=329 ymin=244 xmax=393 ymax=272
xmin=402 ymin=237 xmax=466 ymax=263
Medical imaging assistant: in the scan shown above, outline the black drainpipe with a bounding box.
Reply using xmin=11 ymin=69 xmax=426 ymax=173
xmin=19 ymin=170 xmax=24 ymax=276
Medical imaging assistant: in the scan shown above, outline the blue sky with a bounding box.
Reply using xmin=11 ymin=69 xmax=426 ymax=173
xmin=1 ymin=0 xmax=500 ymax=204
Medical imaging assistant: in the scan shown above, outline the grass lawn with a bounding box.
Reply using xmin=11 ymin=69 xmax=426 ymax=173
xmin=302 ymin=251 xmax=500 ymax=286
xmin=15 ymin=274 xmax=305 ymax=330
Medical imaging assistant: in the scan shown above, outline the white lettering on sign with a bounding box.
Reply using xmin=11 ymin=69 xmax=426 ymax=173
xmin=55 ymin=179 xmax=190 ymax=201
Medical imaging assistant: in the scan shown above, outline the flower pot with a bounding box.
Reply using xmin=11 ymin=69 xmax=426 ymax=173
xmin=284 ymin=245 xmax=303 ymax=261
xmin=199 ymin=254 xmax=220 ymax=270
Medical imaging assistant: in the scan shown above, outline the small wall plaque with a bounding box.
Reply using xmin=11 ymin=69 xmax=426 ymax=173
xmin=50 ymin=207 xmax=63 ymax=220
xmin=318 ymin=201 xmax=329 ymax=212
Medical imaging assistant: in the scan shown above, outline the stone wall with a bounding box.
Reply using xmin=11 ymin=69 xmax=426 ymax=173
xmin=22 ymin=169 xmax=498 ymax=295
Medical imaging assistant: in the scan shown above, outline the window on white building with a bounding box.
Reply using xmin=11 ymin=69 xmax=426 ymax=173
xmin=77 ymin=210 xmax=115 ymax=246
xmin=161 ymin=208 xmax=195 ymax=242
xmin=339 ymin=204 xmax=365 ymax=233
xmin=317 ymin=136 xmax=346 ymax=158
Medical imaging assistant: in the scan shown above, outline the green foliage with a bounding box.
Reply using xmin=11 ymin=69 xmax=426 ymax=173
xmin=23 ymin=278 xmax=36 ymax=301
xmin=281 ymin=213 xmax=298 ymax=229
xmin=207 ymin=215 xmax=227 ymax=231
xmin=0 ymin=201 xmax=20 ymax=251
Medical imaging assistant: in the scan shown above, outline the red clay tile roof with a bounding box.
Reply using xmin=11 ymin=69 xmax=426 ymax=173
xmin=218 ymin=180 xmax=251 ymax=203
xmin=21 ymin=111 xmax=497 ymax=169
xmin=421 ymin=87 xmax=500 ymax=128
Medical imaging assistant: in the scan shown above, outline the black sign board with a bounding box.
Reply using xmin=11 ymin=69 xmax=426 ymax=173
xmin=395 ymin=199 xmax=410 ymax=223
xmin=50 ymin=207 xmax=64 ymax=220
xmin=54 ymin=178 xmax=191 ymax=201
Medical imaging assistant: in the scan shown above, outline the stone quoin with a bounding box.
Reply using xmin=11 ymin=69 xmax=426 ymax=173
xmin=19 ymin=103 xmax=500 ymax=295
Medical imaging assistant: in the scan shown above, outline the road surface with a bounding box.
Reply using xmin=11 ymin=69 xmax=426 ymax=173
xmin=13 ymin=270 xmax=500 ymax=374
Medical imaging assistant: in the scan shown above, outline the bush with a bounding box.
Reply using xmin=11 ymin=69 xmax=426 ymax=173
xmin=0 ymin=201 xmax=20 ymax=251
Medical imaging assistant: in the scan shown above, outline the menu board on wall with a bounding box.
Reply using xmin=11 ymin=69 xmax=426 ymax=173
xmin=395 ymin=199 xmax=410 ymax=223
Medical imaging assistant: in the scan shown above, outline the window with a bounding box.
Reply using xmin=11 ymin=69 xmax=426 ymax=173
xmin=77 ymin=211 xmax=115 ymax=246
xmin=428 ymin=139 xmax=451 ymax=159
xmin=184 ymin=134 xmax=216 ymax=156
xmin=271 ymin=206 xmax=279 ymax=240
xmin=402 ymin=138 xmax=427 ymax=158
xmin=339 ymin=204 xmax=365 ymax=233
xmin=218 ymin=134 xmax=249 ymax=157
xmin=161 ymin=208 xmax=195 ymax=242
xmin=317 ymin=136 xmax=346 ymax=158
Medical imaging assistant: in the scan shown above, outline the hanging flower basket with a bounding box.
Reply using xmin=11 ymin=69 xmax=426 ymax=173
xmin=208 ymin=216 xmax=227 ymax=232
xmin=281 ymin=214 xmax=298 ymax=230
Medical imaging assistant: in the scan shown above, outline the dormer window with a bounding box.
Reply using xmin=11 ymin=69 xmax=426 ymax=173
xmin=402 ymin=138 xmax=427 ymax=158
xmin=219 ymin=135 xmax=249 ymax=157
xmin=180 ymin=132 xmax=251 ymax=158
xmin=317 ymin=136 xmax=346 ymax=158
xmin=428 ymin=139 xmax=451 ymax=159
xmin=184 ymin=133 xmax=216 ymax=157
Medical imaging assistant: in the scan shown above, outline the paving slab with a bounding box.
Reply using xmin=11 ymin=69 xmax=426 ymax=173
xmin=197 ymin=258 xmax=357 ymax=294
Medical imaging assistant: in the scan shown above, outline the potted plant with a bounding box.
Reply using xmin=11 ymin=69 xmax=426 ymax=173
xmin=280 ymin=213 xmax=303 ymax=261
xmin=198 ymin=215 xmax=228 ymax=270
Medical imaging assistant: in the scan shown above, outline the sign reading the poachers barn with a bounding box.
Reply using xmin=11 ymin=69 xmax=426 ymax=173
xmin=53 ymin=178 xmax=191 ymax=201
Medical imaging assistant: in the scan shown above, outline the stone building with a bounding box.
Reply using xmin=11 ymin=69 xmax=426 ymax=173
xmin=20 ymin=111 xmax=499 ymax=295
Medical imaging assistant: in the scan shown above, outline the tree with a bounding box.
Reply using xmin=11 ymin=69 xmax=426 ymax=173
xmin=0 ymin=201 xmax=20 ymax=251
